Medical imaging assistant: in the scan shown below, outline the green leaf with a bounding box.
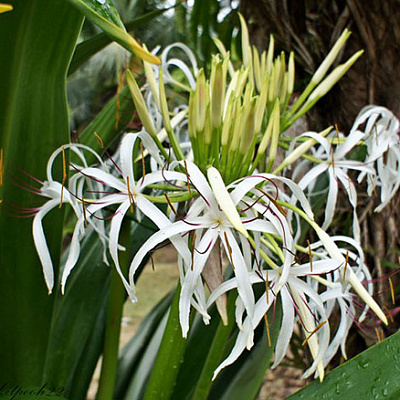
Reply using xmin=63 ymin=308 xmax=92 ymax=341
xmin=114 ymin=291 xmax=174 ymax=397
xmin=209 ymin=309 xmax=281 ymax=400
xmin=42 ymin=219 xmax=156 ymax=398
xmin=68 ymin=7 xmax=172 ymax=75
xmin=67 ymin=0 xmax=160 ymax=64
xmin=144 ymin=283 xmax=193 ymax=400
xmin=73 ymin=86 xmax=134 ymax=165
xmin=42 ymin=227 xmax=111 ymax=395
xmin=288 ymin=330 xmax=400 ymax=400
xmin=0 ymin=0 xmax=83 ymax=387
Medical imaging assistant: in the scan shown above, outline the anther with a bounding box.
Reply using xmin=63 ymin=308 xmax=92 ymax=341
xmin=307 ymin=240 xmax=313 ymax=272
xmin=302 ymin=320 xmax=327 ymax=346
xmin=94 ymin=132 xmax=105 ymax=149
xmin=263 ymin=313 xmax=272 ymax=347
xmin=223 ymin=231 xmax=234 ymax=269
xmin=126 ymin=176 xmax=135 ymax=213
xmin=388 ymin=277 xmax=395 ymax=305
xmin=163 ymin=192 xmax=179 ymax=218
xmin=183 ymin=160 xmax=192 ymax=197
xmin=343 ymin=251 xmax=349 ymax=285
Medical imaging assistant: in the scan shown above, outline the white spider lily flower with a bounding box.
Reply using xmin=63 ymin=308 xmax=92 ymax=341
xmin=312 ymin=225 xmax=388 ymax=326
xmin=160 ymin=43 xmax=199 ymax=91
xmin=306 ymin=235 xmax=375 ymax=364
xmin=294 ymin=130 xmax=374 ymax=242
xmin=207 ymin=259 xmax=339 ymax=381
xmin=33 ymin=144 xmax=106 ymax=293
xmin=207 ymin=166 xmax=249 ymax=238
xmin=353 ymin=106 xmax=400 ymax=211
xmin=127 ymin=163 xmax=315 ymax=337
xmin=63 ymin=132 xmax=188 ymax=298
xmin=127 ymin=161 xmax=257 ymax=337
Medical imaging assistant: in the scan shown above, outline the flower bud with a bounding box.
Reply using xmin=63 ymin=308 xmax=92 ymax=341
xmin=126 ymin=69 xmax=157 ymax=137
xmin=308 ymin=50 xmax=363 ymax=102
xmin=311 ymin=29 xmax=351 ymax=84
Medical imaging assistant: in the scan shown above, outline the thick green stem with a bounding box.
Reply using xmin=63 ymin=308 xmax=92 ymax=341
xmin=144 ymin=282 xmax=192 ymax=400
xmin=192 ymin=293 xmax=236 ymax=400
xmin=96 ymin=223 xmax=130 ymax=400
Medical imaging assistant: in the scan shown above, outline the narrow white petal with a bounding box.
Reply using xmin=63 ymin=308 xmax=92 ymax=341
xmin=272 ymin=287 xmax=294 ymax=368
xmin=321 ymin=168 xmax=338 ymax=230
xmin=109 ymin=201 xmax=136 ymax=300
xmin=120 ymin=133 xmax=139 ymax=181
xmin=128 ymin=219 xmax=202 ymax=288
xmin=179 ymin=229 xmax=218 ymax=337
xmin=32 ymin=199 xmax=59 ymax=293
xmin=207 ymin=167 xmax=248 ymax=237
xmin=221 ymin=229 xmax=255 ymax=322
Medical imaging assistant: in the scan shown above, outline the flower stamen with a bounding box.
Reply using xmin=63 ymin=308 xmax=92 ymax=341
xmin=301 ymin=320 xmax=327 ymax=346
xmin=126 ymin=176 xmax=135 ymax=213
xmin=388 ymin=277 xmax=395 ymax=305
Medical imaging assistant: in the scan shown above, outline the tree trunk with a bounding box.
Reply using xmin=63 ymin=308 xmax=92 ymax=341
xmin=239 ymin=0 xmax=400 ymax=321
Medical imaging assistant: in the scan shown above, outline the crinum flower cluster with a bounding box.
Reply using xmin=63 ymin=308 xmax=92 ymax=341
xmin=27 ymin=15 xmax=399 ymax=381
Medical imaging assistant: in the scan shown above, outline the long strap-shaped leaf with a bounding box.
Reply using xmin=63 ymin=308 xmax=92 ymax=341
xmin=288 ymin=330 xmax=400 ymax=399
xmin=67 ymin=0 xmax=160 ymax=65
xmin=68 ymin=6 xmax=173 ymax=75
xmin=0 ymin=0 xmax=83 ymax=386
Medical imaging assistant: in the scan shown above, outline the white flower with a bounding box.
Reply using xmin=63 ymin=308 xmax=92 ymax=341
xmin=61 ymin=131 xmax=188 ymax=296
xmin=293 ymin=130 xmax=374 ymax=242
xmin=32 ymin=144 xmax=106 ymax=293
xmin=353 ymin=106 xmax=400 ymax=211
xmin=207 ymin=257 xmax=341 ymax=381
xmin=127 ymin=162 xmax=319 ymax=338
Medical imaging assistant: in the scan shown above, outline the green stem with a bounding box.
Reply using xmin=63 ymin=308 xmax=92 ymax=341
xmin=144 ymin=282 xmax=192 ymax=400
xmin=96 ymin=223 xmax=130 ymax=400
xmin=192 ymin=293 xmax=236 ymax=400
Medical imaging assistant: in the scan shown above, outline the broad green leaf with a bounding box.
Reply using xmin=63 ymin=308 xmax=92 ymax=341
xmin=68 ymin=7 xmax=173 ymax=75
xmin=72 ymin=86 xmax=134 ymax=166
xmin=144 ymin=283 xmax=194 ymax=400
xmin=42 ymin=227 xmax=111 ymax=394
xmin=288 ymin=330 xmax=400 ymax=400
xmin=0 ymin=0 xmax=83 ymax=386
xmin=67 ymin=0 xmax=160 ymax=64
xmin=114 ymin=291 xmax=174 ymax=398
xmin=43 ymin=220 xmax=155 ymax=398
xmin=210 ymin=304 xmax=282 ymax=400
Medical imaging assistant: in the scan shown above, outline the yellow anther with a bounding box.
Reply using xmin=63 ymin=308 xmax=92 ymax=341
xmin=375 ymin=327 xmax=383 ymax=343
xmin=369 ymin=175 xmax=378 ymax=198
xmin=307 ymin=240 xmax=313 ymax=272
xmin=163 ymin=192 xmax=178 ymax=218
xmin=126 ymin=176 xmax=135 ymax=213
xmin=94 ymin=132 xmax=105 ymax=149
xmin=384 ymin=305 xmax=394 ymax=324
xmin=223 ymin=231 xmax=234 ymax=269
xmin=82 ymin=198 xmax=88 ymax=228
xmin=302 ymin=320 xmax=327 ymax=346
xmin=342 ymin=251 xmax=349 ymax=285
xmin=264 ymin=313 xmax=272 ymax=347
xmin=388 ymin=277 xmax=395 ymax=306
xmin=183 ymin=160 xmax=191 ymax=197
